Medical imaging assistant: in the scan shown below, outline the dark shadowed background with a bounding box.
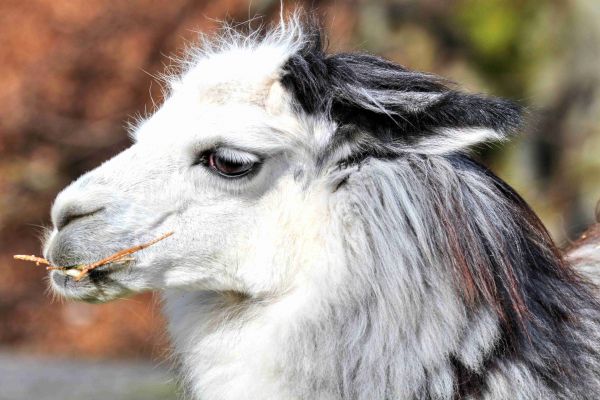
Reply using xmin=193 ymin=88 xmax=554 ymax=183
xmin=1 ymin=0 xmax=599 ymax=398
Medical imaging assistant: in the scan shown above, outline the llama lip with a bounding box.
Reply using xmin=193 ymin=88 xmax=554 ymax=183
xmin=49 ymin=270 xmax=92 ymax=296
xmin=49 ymin=268 xmax=124 ymax=303
xmin=51 ymin=269 xmax=87 ymax=287
xmin=50 ymin=260 xmax=132 ymax=288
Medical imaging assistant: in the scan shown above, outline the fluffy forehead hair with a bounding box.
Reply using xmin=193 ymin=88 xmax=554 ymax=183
xmin=173 ymin=16 xmax=522 ymax=159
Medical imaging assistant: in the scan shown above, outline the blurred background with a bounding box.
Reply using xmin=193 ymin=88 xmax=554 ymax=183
xmin=1 ymin=0 xmax=599 ymax=399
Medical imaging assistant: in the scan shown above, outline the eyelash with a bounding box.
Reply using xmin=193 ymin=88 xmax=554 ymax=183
xmin=193 ymin=148 xmax=261 ymax=179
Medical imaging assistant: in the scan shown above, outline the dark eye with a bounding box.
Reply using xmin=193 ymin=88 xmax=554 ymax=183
xmin=202 ymin=149 xmax=259 ymax=178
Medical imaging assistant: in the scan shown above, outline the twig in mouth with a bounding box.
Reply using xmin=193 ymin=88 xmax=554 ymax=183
xmin=14 ymin=231 xmax=174 ymax=281
xmin=12 ymin=255 xmax=51 ymax=266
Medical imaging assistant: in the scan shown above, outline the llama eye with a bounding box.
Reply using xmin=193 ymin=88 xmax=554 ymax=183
xmin=204 ymin=149 xmax=259 ymax=178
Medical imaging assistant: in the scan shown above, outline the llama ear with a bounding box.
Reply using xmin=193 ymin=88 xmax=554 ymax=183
xmin=401 ymin=91 xmax=524 ymax=155
xmin=282 ymin=48 xmax=523 ymax=156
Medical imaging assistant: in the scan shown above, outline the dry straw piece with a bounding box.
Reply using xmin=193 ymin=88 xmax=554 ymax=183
xmin=14 ymin=231 xmax=174 ymax=281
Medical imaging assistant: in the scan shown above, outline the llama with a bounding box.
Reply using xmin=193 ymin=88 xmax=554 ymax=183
xmin=44 ymin=18 xmax=600 ymax=399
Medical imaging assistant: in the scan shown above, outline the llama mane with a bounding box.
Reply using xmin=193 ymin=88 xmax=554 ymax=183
xmin=316 ymin=154 xmax=600 ymax=398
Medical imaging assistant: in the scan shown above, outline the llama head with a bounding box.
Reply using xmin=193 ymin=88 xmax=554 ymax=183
xmin=45 ymin=18 xmax=522 ymax=303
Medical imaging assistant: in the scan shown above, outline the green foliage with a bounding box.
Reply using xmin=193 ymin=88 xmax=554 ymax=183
xmin=454 ymin=0 xmax=545 ymax=96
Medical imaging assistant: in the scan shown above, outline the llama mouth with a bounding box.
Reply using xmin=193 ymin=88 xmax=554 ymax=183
xmin=49 ymin=261 xmax=136 ymax=302
xmin=50 ymin=260 xmax=133 ymax=292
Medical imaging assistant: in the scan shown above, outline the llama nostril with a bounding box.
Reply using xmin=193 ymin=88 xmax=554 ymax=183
xmin=56 ymin=206 xmax=104 ymax=231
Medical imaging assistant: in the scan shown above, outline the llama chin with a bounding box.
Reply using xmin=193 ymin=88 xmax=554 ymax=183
xmin=44 ymin=15 xmax=600 ymax=400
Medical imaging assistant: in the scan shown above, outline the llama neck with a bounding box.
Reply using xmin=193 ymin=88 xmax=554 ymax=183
xmin=163 ymin=263 xmax=600 ymax=400
xmin=162 ymin=282 xmax=497 ymax=400
xmin=163 ymin=288 xmax=332 ymax=400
